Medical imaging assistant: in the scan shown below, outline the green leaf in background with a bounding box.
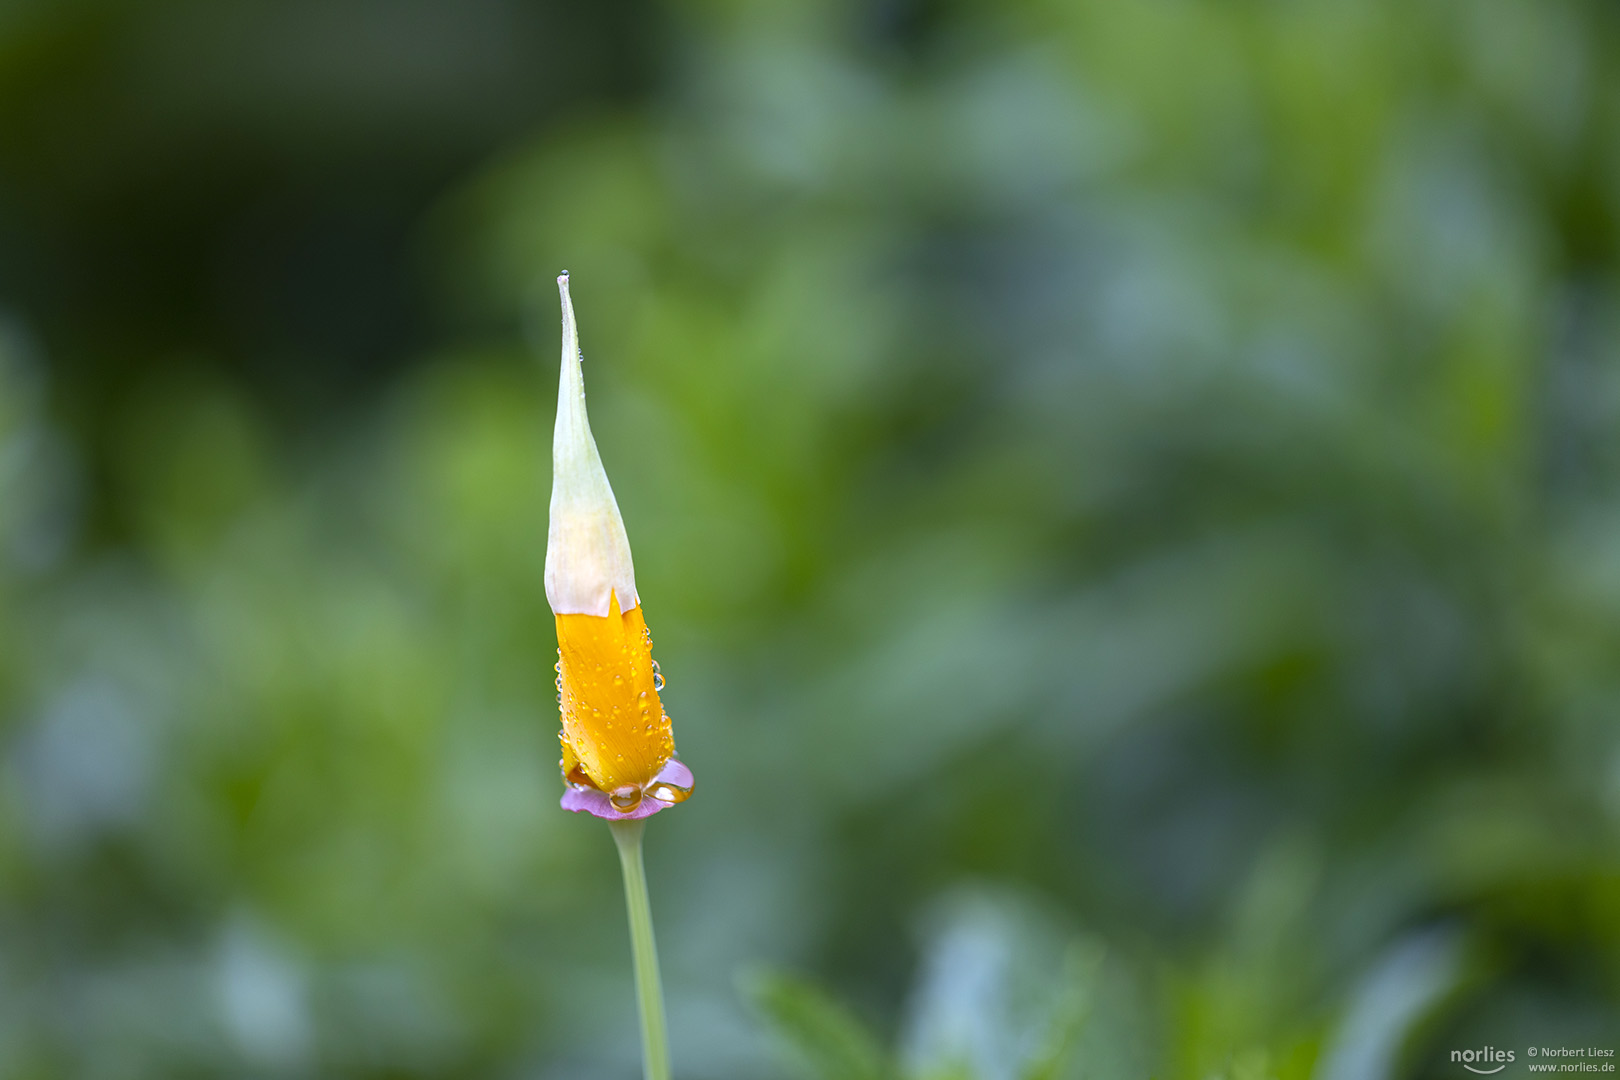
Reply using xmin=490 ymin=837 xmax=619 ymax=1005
xmin=746 ymin=889 xmax=1109 ymax=1080
xmin=741 ymin=968 xmax=898 ymax=1080
xmin=1314 ymin=929 xmax=1465 ymax=1080
xmin=1021 ymin=945 xmax=1106 ymax=1080
xmin=899 ymin=889 xmax=1106 ymax=1080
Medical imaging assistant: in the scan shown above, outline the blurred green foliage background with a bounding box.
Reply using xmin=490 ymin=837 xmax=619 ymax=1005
xmin=1 ymin=0 xmax=1619 ymax=1077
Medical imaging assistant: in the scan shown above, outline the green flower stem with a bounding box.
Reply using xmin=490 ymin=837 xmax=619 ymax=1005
xmin=610 ymin=819 xmax=672 ymax=1080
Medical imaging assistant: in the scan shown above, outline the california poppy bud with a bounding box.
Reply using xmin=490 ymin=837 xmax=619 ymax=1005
xmin=547 ymin=273 xmax=692 ymax=820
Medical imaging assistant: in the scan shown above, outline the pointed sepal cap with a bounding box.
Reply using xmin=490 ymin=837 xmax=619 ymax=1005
xmin=545 ymin=272 xmax=639 ymax=617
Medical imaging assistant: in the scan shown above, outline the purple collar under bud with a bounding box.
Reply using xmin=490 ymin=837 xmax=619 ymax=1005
xmin=560 ymin=757 xmax=694 ymax=821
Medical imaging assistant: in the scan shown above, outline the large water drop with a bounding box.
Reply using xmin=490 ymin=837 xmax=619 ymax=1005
xmin=646 ymin=756 xmax=694 ymax=804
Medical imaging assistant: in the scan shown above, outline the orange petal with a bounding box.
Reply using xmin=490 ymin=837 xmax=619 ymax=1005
xmin=556 ymin=592 xmax=673 ymax=793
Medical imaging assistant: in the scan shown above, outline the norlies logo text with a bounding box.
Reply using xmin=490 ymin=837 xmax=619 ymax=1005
xmin=1455 ymin=1048 xmax=1517 ymax=1074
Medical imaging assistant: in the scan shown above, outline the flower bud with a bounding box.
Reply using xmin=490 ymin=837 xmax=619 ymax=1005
xmin=547 ymin=273 xmax=692 ymax=819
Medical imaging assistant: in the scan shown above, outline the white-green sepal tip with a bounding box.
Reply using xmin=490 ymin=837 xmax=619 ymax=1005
xmin=545 ymin=272 xmax=639 ymax=617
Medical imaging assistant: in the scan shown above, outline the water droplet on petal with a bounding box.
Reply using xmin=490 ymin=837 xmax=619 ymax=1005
xmin=647 ymin=757 xmax=694 ymax=804
xmin=609 ymin=787 xmax=642 ymax=812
